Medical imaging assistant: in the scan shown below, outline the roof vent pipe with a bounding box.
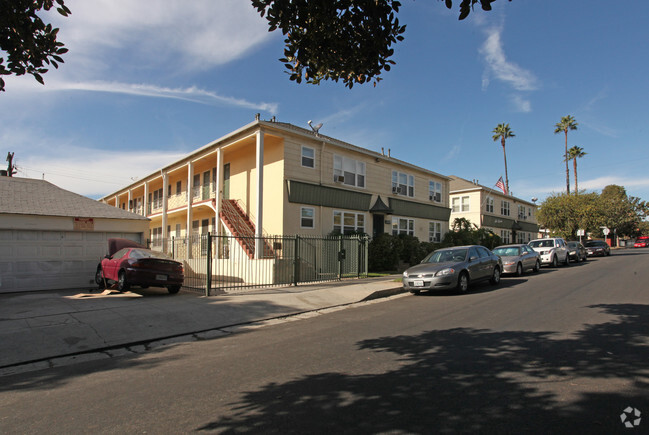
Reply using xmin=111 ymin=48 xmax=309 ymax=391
xmin=255 ymin=113 xmax=260 ymax=121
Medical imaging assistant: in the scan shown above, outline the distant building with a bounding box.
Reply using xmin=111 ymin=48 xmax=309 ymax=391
xmin=449 ymin=176 xmax=540 ymax=244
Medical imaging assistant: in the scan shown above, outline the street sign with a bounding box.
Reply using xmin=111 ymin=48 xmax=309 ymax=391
xmin=576 ymin=229 xmax=585 ymax=236
xmin=603 ymin=228 xmax=610 ymax=236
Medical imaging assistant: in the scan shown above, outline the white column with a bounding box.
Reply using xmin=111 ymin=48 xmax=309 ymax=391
xmin=215 ymin=148 xmax=222 ymax=235
xmin=186 ymin=162 xmax=194 ymax=258
xmin=161 ymin=171 xmax=168 ymax=251
xmin=114 ymin=195 xmax=119 ymax=208
xmin=127 ymin=190 xmax=132 ymax=212
xmin=143 ymin=182 xmax=149 ymax=216
xmin=255 ymin=130 xmax=264 ymax=259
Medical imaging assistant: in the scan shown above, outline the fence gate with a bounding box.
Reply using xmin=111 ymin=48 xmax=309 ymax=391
xmin=162 ymin=234 xmax=368 ymax=295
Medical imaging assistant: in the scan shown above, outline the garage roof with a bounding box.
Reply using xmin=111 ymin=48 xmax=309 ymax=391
xmin=0 ymin=177 xmax=149 ymax=220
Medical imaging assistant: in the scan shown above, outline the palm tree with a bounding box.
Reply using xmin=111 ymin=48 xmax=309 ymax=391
xmin=492 ymin=123 xmax=515 ymax=194
xmin=554 ymin=115 xmax=578 ymax=195
xmin=566 ymin=146 xmax=587 ymax=194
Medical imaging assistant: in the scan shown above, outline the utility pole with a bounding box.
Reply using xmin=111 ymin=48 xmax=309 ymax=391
xmin=6 ymin=152 xmax=17 ymax=177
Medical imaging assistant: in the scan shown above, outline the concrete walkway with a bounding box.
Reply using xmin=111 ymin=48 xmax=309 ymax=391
xmin=0 ymin=276 xmax=404 ymax=374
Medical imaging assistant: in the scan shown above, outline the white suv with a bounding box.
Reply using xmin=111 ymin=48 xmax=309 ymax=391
xmin=528 ymin=238 xmax=570 ymax=267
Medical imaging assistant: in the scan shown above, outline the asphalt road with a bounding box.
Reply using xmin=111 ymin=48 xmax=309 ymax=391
xmin=1 ymin=249 xmax=648 ymax=434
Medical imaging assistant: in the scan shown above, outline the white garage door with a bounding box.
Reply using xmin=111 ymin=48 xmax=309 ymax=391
xmin=0 ymin=230 xmax=142 ymax=293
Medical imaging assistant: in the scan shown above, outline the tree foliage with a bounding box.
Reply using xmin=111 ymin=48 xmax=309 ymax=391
xmin=538 ymin=185 xmax=649 ymax=239
xmin=442 ymin=218 xmax=502 ymax=249
xmin=251 ymin=0 xmax=510 ymax=89
xmin=0 ymin=0 xmax=70 ymax=92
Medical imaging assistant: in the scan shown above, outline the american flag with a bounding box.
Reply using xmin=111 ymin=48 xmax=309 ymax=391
xmin=496 ymin=176 xmax=507 ymax=194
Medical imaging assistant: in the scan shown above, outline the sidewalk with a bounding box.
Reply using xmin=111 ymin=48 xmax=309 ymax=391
xmin=0 ymin=276 xmax=404 ymax=372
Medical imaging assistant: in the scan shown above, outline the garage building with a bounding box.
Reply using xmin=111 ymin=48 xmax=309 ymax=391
xmin=0 ymin=176 xmax=149 ymax=293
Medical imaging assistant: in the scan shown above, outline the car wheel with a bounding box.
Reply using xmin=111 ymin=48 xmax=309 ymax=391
xmin=117 ymin=271 xmax=129 ymax=292
xmin=456 ymin=272 xmax=469 ymax=293
xmin=606 ymin=250 xmax=611 ymax=256
xmin=95 ymin=267 xmax=106 ymax=289
xmin=582 ymin=255 xmax=587 ymax=262
xmin=167 ymin=285 xmax=181 ymax=294
xmin=564 ymin=254 xmax=571 ymax=267
xmin=515 ymin=263 xmax=523 ymax=277
xmin=533 ymin=259 xmax=541 ymax=273
xmin=490 ymin=267 xmax=501 ymax=285
xmin=551 ymin=255 xmax=558 ymax=268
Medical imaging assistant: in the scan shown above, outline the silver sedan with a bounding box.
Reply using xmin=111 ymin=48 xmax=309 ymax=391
xmin=492 ymin=244 xmax=541 ymax=276
xmin=403 ymin=245 xmax=503 ymax=294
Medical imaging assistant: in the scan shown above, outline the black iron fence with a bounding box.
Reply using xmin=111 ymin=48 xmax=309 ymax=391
xmin=154 ymin=233 xmax=368 ymax=295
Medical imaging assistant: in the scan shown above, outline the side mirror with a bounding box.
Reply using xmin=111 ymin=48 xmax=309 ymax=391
xmin=105 ymin=254 xmax=111 ymax=259
xmin=469 ymin=256 xmax=478 ymax=262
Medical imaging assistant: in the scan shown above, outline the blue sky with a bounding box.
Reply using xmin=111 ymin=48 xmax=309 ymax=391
xmin=2 ymin=0 xmax=648 ymax=204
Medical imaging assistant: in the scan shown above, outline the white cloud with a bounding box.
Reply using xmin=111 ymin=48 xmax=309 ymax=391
xmin=480 ymin=27 xmax=538 ymax=92
xmin=10 ymin=79 xmax=279 ymax=114
xmin=511 ymin=94 xmax=532 ymax=113
xmin=16 ymin=146 xmax=186 ymax=199
xmin=48 ymin=0 xmax=272 ymax=76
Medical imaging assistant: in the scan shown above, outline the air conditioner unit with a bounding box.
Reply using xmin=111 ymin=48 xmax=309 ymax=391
xmin=334 ymin=175 xmax=345 ymax=183
xmin=392 ymin=186 xmax=399 ymax=194
xmin=429 ymin=194 xmax=434 ymax=201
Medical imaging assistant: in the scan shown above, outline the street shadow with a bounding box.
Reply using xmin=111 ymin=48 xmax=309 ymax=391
xmin=196 ymin=303 xmax=649 ymax=433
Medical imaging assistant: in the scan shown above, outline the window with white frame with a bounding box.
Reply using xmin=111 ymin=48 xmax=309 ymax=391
xmin=301 ymin=146 xmax=315 ymax=168
xmin=459 ymin=196 xmax=470 ymax=212
xmin=151 ymin=227 xmax=163 ymax=247
xmin=428 ymin=181 xmax=442 ymax=203
xmin=301 ymin=207 xmax=315 ymax=229
xmin=528 ymin=207 xmax=533 ymax=219
xmin=333 ymin=155 xmax=365 ymax=187
xmin=500 ymin=229 xmax=511 ymax=244
xmin=392 ymin=171 xmax=414 ymax=197
xmin=392 ymin=217 xmax=414 ymax=236
xmin=518 ymin=205 xmax=527 ymax=220
xmin=451 ymin=197 xmax=460 ymax=213
xmin=333 ymin=211 xmax=365 ymax=234
xmin=485 ymin=197 xmax=494 ymax=213
xmin=501 ymin=200 xmax=510 ymax=216
xmin=429 ymin=221 xmax=442 ymax=242
xmin=517 ymin=231 xmax=526 ymax=243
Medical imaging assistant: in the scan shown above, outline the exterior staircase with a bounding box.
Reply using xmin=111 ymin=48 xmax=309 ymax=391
xmin=219 ymin=199 xmax=273 ymax=259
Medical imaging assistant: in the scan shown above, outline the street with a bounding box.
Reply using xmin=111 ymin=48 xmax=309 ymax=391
xmin=1 ymin=249 xmax=648 ymax=434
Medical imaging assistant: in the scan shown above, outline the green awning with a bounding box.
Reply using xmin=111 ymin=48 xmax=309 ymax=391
xmin=287 ymin=180 xmax=372 ymax=211
xmin=388 ymin=198 xmax=451 ymax=221
xmin=482 ymin=214 xmax=539 ymax=232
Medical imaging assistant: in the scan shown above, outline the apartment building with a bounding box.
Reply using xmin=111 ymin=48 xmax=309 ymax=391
xmin=100 ymin=116 xmax=452 ymax=257
xmin=449 ymin=176 xmax=539 ymax=244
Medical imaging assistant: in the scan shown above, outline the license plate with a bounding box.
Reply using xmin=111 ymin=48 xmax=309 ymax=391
xmin=414 ymin=280 xmax=424 ymax=287
xmin=156 ymin=274 xmax=167 ymax=281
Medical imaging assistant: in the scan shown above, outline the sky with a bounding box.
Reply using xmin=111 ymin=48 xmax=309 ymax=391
xmin=2 ymin=0 xmax=648 ymax=205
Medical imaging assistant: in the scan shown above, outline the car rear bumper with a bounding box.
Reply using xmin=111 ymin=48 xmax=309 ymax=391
xmin=125 ymin=268 xmax=184 ymax=287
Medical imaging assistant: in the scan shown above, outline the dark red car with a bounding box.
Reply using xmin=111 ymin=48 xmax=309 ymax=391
xmin=634 ymin=237 xmax=649 ymax=248
xmin=95 ymin=238 xmax=184 ymax=294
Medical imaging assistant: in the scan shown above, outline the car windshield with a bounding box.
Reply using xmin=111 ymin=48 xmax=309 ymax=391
xmin=130 ymin=248 xmax=172 ymax=260
xmin=493 ymin=247 xmax=521 ymax=256
xmin=529 ymin=240 xmax=554 ymax=248
xmin=424 ymin=249 xmax=468 ymax=263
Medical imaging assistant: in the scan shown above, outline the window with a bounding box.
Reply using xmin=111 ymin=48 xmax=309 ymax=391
xmin=334 ymin=211 xmax=365 ymax=234
xmin=175 ymin=224 xmax=181 ymax=237
xmin=501 ymin=200 xmax=510 ymax=216
xmin=151 ymin=227 xmax=162 ymax=247
xmin=168 ymin=184 xmax=171 ymax=197
xmin=452 ymin=196 xmax=470 ymax=212
xmin=392 ymin=217 xmax=414 ymax=236
xmin=500 ymin=229 xmax=511 ymax=244
xmin=152 ymin=188 xmax=163 ymax=210
xmin=301 ymin=146 xmax=315 ymax=168
xmin=518 ymin=205 xmax=527 ymax=220
xmin=392 ymin=171 xmax=414 ymax=197
xmin=528 ymin=207 xmax=533 ymax=219
xmin=333 ymin=155 xmax=365 ymax=187
xmin=485 ymin=197 xmax=494 ymax=213
xmin=301 ymin=207 xmax=315 ymax=229
xmin=517 ymin=232 xmax=527 ymax=244
xmin=429 ymin=221 xmax=442 ymax=242
xmin=176 ymin=181 xmax=182 ymax=195
xmin=428 ymin=181 xmax=442 ymax=203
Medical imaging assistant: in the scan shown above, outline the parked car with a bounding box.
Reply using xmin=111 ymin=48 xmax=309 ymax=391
xmin=95 ymin=238 xmax=184 ymax=294
xmin=566 ymin=241 xmax=588 ymax=262
xmin=634 ymin=236 xmax=649 ymax=248
xmin=528 ymin=237 xmax=571 ymax=267
xmin=584 ymin=240 xmax=611 ymax=257
xmin=402 ymin=245 xmax=502 ymax=294
xmin=492 ymin=244 xmax=541 ymax=276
